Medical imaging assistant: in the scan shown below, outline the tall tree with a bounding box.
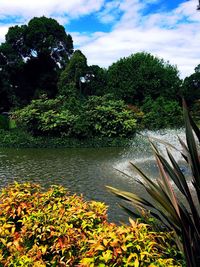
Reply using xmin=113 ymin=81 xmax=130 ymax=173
xmin=0 ymin=16 xmax=73 ymax=109
xmin=58 ymin=50 xmax=88 ymax=97
xmin=106 ymin=52 xmax=181 ymax=104
xmin=25 ymin=16 xmax=73 ymax=67
xmin=0 ymin=42 xmax=24 ymax=109
xmin=58 ymin=53 xmax=108 ymax=98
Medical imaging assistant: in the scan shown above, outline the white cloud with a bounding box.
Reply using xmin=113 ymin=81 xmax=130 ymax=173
xmin=75 ymin=0 xmax=200 ymax=78
xmin=97 ymin=0 xmax=121 ymax=24
xmin=0 ymin=0 xmax=199 ymax=78
xmin=0 ymin=24 xmax=10 ymax=43
xmin=71 ymin=32 xmax=96 ymax=47
xmin=0 ymin=0 xmax=105 ymax=21
xmin=0 ymin=0 xmax=105 ymax=48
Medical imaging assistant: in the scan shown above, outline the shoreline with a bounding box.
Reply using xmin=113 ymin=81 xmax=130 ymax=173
xmin=0 ymin=129 xmax=133 ymax=148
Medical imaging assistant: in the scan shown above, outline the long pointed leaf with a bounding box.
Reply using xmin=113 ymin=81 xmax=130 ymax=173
xmin=106 ymin=186 xmax=155 ymax=208
xmin=183 ymin=104 xmax=200 ymax=187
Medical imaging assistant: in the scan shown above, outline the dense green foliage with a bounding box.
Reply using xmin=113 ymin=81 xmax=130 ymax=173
xmin=0 ymin=115 xmax=9 ymax=130
xmin=1 ymin=16 xmax=199 ymax=140
xmin=106 ymin=52 xmax=181 ymax=103
xmin=108 ymin=105 xmax=200 ymax=267
xmin=141 ymin=97 xmax=183 ymax=129
xmin=182 ymin=64 xmax=200 ymax=106
xmin=58 ymin=51 xmax=107 ymax=98
xmin=0 ymin=16 xmax=73 ymax=110
xmin=0 ymin=129 xmax=132 ymax=148
xmin=58 ymin=50 xmax=88 ymax=97
xmin=79 ymin=96 xmax=141 ymax=138
xmin=191 ymin=100 xmax=200 ymax=125
xmin=10 ymin=94 xmax=184 ymax=140
xmin=12 ymin=95 xmax=140 ymax=138
xmin=0 ymin=183 xmax=184 ymax=266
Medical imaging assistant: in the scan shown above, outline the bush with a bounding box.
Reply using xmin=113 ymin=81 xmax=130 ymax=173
xmin=79 ymin=95 xmax=141 ymax=138
xmin=39 ymin=110 xmax=78 ymax=136
xmin=80 ymin=219 xmax=183 ymax=267
xmin=0 ymin=183 xmax=107 ymax=266
xmin=0 ymin=183 xmax=184 ymax=266
xmin=12 ymin=95 xmax=141 ymax=138
xmin=0 ymin=129 xmax=133 ymax=148
xmin=0 ymin=115 xmax=9 ymax=130
xmin=12 ymin=96 xmax=66 ymax=135
xmin=141 ymin=96 xmax=183 ymax=129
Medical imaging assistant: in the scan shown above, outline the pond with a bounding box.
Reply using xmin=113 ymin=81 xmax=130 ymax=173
xmin=0 ymin=129 xmax=186 ymax=224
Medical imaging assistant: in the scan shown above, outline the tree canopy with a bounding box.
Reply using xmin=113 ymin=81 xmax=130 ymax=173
xmin=4 ymin=16 xmax=73 ymax=67
xmin=106 ymin=52 xmax=181 ymax=104
xmin=183 ymin=64 xmax=200 ymax=105
xmin=58 ymin=51 xmax=107 ymax=97
xmin=58 ymin=50 xmax=88 ymax=96
xmin=0 ymin=16 xmax=73 ymax=110
xmin=0 ymin=16 xmax=198 ymax=134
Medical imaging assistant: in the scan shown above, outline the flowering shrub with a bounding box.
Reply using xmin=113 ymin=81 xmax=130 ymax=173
xmin=0 ymin=183 xmax=184 ymax=266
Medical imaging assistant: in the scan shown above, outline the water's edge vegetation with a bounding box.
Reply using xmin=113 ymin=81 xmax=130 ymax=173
xmin=0 ymin=129 xmax=132 ymax=148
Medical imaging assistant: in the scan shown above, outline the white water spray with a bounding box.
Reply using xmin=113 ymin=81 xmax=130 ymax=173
xmin=114 ymin=128 xmax=187 ymax=181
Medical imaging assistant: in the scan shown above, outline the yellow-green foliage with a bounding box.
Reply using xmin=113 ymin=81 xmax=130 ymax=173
xmin=80 ymin=219 xmax=183 ymax=267
xmin=0 ymin=183 xmax=184 ymax=266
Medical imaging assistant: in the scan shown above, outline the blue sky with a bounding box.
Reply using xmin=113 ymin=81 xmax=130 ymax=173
xmin=0 ymin=0 xmax=200 ymax=78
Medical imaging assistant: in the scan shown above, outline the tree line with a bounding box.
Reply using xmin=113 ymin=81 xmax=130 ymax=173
xmin=0 ymin=16 xmax=199 ymax=137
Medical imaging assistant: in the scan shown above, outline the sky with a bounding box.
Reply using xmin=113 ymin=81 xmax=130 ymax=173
xmin=0 ymin=0 xmax=200 ymax=78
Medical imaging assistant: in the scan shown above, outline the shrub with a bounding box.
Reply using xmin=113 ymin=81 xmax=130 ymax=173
xmin=80 ymin=219 xmax=183 ymax=267
xmin=0 ymin=183 xmax=184 ymax=266
xmin=12 ymin=95 xmax=141 ymax=138
xmin=0 ymin=183 xmax=107 ymax=266
xmin=80 ymin=95 xmax=141 ymax=138
xmin=39 ymin=110 xmax=78 ymax=136
xmin=0 ymin=115 xmax=9 ymax=130
xmin=12 ymin=96 xmax=65 ymax=135
xmin=141 ymin=97 xmax=183 ymax=129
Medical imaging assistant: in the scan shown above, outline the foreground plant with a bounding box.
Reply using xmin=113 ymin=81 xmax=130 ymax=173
xmin=107 ymin=103 xmax=200 ymax=267
xmin=0 ymin=183 xmax=107 ymax=266
xmin=0 ymin=183 xmax=183 ymax=266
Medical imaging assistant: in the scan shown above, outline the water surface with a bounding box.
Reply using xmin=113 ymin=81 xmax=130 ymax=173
xmin=0 ymin=129 xmax=187 ymax=223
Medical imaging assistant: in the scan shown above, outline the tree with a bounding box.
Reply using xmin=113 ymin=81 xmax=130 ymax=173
xmin=58 ymin=52 xmax=109 ymax=98
xmin=106 ymin=52 xmax=181 ymax=104
xmin=183 ymin=64 xmax=200 ymax=105
xmin=141 ymin=96 xmax=183 ymax=129
xmin=0 ymin=16 xmax=73 ymax=109
xmin=0 ymin=42 xmax=24 ymax=109
xmin=58 ymin=50 xmax=88 ymax=97
xmin=25 ymin=16 xmax=73 ymax=67
xmin=86 ymin=65 xmax=108 ymax=96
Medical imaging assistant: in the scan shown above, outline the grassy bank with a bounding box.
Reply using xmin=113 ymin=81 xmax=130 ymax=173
xmin=0 ymin=129 xmax=132 ymax=148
